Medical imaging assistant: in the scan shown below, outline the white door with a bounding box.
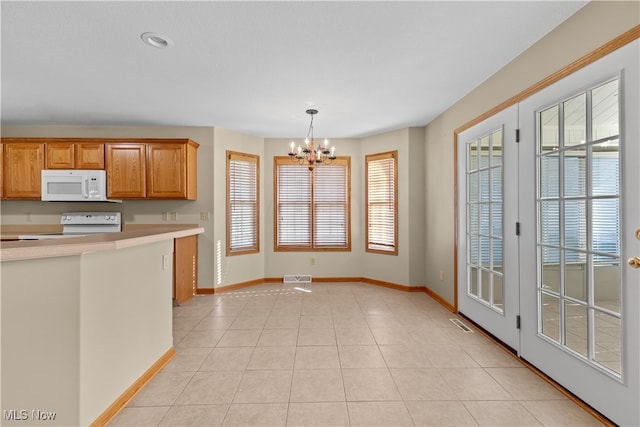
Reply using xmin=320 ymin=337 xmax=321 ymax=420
xmin=518 ymin=40 xmax=639 ymax=426
xmin=457 ymin=105 xmax=520 ymax=351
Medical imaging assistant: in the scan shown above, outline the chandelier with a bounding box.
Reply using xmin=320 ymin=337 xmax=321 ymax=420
xmin=288 ymin=109 xmax=336 ymax=171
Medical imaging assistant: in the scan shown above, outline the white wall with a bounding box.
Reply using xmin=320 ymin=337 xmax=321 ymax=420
xmin=212 ymin=127 xmax=265 ymax=287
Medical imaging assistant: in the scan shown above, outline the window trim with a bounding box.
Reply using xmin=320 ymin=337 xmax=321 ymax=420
xmin=273 ymin=156 xmax=351 ymax=252
xmin=226 ymin=150 xmax=260 ymax=256
xmin=365 ymin=150 xmax=398 ymax=255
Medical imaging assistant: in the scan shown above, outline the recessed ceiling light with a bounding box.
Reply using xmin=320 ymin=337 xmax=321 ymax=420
xmin=140 ymin=32 xmax=173 ymax=49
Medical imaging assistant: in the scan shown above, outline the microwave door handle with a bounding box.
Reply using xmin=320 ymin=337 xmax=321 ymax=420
xmin=83 ymin=176 xmax=89 ymax=198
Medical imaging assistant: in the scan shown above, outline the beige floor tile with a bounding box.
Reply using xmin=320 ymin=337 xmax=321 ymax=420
xmin=173 ymin=316 xmax=201 ymax=332
xmin=390 ymin=368 xmax=458 ymax=401
xmin=379 ymin=344 xmax=432 ymax=368
xmin=162 ymin=347 xmax=211 ymax=372
xmin=158 ymin=404 xmax=228 ymax=426
xmin=342 ymin=368 xmax=401 ymax=401
xmin=109 ymin=406 xmax=169 ymax=426
xmin=370 ymin=327 xmax=412 ymax=345
xmin=174 ymin=371 xmax=243 ymax=405
xmin=200 ymin=347 xmax=253 ymax=371
xmin=463 ymin=401 xmax=542 ymax=426
xmin=299 ymin=315 xmax=334 ymax=329
xmin=460 ymin=343 xmax=522 ymax=368
xmin=286 ymin=402 xmax=350 ymax=426
xmin=247 ymin=346 xmax=296 ymax=370
xmin=233 ymin=370 xmax=292 ymax=403
xmin=338 ymin=345 xmax=387 ymax=368
xmin=332 ymin=314 xmax=369 ymax=328
xmin=290 ymin=369 xmax=345 ymax=402
xmin=520 ymin=400 xmax=603 ymax=426
xmin=335 ymin=327 xmax=377 ymax=345
xmin=176 ymin=329 xmax=226 ymax=348
xmin=347 ymin=401 xmax=414 ymax=426
xmin=366 ymin=315 xmax=401 ymax=329
xmin=229 ymin=315 xmax=268 ymax=330
xmin=265 ymin=315 xmax=301 ymax=329
xmin=405 ymin=400 xmax=478 ymax=426
xmin=193 ymin=316 xmax=236 ymax=330
xmin=486 ymin=367 xmax=567 ymax=400
xmin=172 ymin=329 xmax=189 ymax=347
xmin=258 ymin=328 xmax=299 ymax=346
xmin=421 ymin=344 xmax=480 ymax=368
xmin=294 ymin=346 xmax=340 ymax=369
xmin=216 ymin=329 xmax=262 ymax=347
xmin=439 ymin=368 xmax=512 ymax=401
xmin=297 ymin=328 xmax=337 ymax=346
xmin=222 ymin=403 xmax=288 ymax=426
xmin=130 ymin=371 xmax=194 ymax=406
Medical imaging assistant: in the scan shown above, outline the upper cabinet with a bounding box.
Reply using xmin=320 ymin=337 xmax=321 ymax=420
xmin=0 ymin=137 xmax=198 ymax=200
xmin=147 ymin=141 xmax=198 ymax=200
xmin=105 ymin=143 xmax=147 ymax=199
xmin=2 ymin=140 xmax=45 ymax=199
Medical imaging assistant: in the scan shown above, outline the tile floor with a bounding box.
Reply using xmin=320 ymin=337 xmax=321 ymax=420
xmin=109 ymin=282 xmax=603 ymax=426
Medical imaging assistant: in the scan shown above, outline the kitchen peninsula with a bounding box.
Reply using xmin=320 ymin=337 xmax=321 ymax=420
xmin=1 ymin=225 xmax=203 ymax=426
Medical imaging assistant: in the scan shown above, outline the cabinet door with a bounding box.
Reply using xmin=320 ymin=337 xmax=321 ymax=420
xmin=46 ymin=143 xmax=75 ymax=169
xmin=174 ymin=235 xmax=198 ymax=305
xmin=3 ymin=142 xmax=45 ymax=199
xmin=105 ymin=143 xmax=146 ymax=198
xmin=75 ymin=143 xmax=104 ymax=169
xmin=147 ymin=143 xmax=187 ymax=199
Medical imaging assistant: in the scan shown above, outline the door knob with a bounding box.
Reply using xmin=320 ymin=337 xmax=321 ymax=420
xmin=629 ymin=257 xmax=640 ymax=269
xmin=636 ymin=229 xmax=640 ymax=240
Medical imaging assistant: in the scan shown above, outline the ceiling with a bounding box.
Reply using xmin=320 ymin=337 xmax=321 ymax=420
xmin=1 ymin=1 xmax=587 ymax=138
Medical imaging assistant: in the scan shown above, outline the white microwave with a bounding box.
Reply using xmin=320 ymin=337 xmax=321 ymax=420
xmin=41 ymin=170 xmax=121 ymax=202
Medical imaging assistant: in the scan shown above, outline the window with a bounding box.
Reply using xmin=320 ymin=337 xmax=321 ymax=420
xmin=227 ymin=151 xmax=259 ymax=255
xmin=366 ymin=151 xmax=397 ymax=255
xmin=274 ymin=157 xmax=350 ymax=251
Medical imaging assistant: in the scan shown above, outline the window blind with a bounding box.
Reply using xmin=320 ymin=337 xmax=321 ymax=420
xmin=227 ymin=151 xmax=259 ymax=255
xmin=366 ymin=151 xmax=397 ymax=254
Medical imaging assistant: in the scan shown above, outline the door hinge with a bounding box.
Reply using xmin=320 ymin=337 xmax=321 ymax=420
xmin=515 ymin=129 xmax=520 ymax=143
xmin=516 ymin=315 xmax=521 ymax=329
xmin=516 ymin=222 xmax=520 ymax=236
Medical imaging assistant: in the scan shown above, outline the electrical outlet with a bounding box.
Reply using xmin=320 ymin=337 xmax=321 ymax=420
xmin=161 ymin=212 xmax=168 ymax=221
xmin=162 ymin=254 xmax=170 ymax=270
xmin=310 ymin=257 xmax=315 ymax=265
xmin=200 ymin=211 xmax=210 ymax=221
xmin=170 ymin=212 xmax=177 ymax=221
xmin=439 ymin=270 xmax=444 ymax=281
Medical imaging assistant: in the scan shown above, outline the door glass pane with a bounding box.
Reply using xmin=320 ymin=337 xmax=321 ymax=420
xmin=565 ymin=251 xmax=587 ymax=302
xmin=592 ymin=80 xmax=619 ymax=141
xmin=469 ymin=266 xmax=479 ymax=297
xmin=565 ymin=301 xmax=588 ymax=358
xmin=540 ymin=154 xmax=559 ymax=198
xmin=564 ymin=147 xmax=586 ymax=197
xmin=469 ymin=204 xmax=478 ymax=235
xmin=564 ymin=93 xmax=586 ymax=146
xmin=481 ymin=269 xmax=490 ymax=303
xmin=491 ymin=203 xmax=502 ymax=236
xmin=468 ymin=141 xmax=478 ymax=171
xmin=593 ymin=256 xmax=620 ymax=313
xmin=564 ymin=200 xmax=586 ymax=250
xmin=493 ymin=273 xmax=504 ymax=309
xmin=594 ymin=310 xmax=621 ymax=373
xmin=592 ymin=142 xmax=619 ymax=196
xmin=541 ymin=293 xmax=560 ymax=342
xmin=492 ymin=129 xmax=502 ymax=166
xmin=540 ymin=105 xmax=559 ymax=152
xmin=541 ymin=256 xmax=560 ymax=294
xmin=592 ymin=199 xmax=620 ymax=255
xmin=491 ymin=167 xmax=502 ymax=201
xmin=479 ymin=170 xmax=489 ymax=201
xmin=540 ymin=201 xmax=559 ymax=245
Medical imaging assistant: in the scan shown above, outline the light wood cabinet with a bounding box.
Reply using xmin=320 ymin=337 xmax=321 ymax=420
xmin=105 ymin=143 xmax=146 ymax=198
xmin=2 ymin=141 xmax=45 ymax=199
xmin=147 ymin=141 xmax=198 ymax=200
xmin=174 ymin=235 xmax=198 ymax=305
xmin=46 ymin=141 xmax=105 ymax=169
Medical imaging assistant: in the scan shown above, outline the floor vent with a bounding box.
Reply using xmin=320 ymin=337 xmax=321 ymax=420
xmin=450 ymin=318 xmax=474 ymax=333
xmin=283 ymin=274 xmax=312 ymax=284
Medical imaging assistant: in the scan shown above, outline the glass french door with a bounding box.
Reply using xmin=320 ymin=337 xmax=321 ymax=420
xmin=518 ymin=40 xmax=639 ymax=426
xmin=457 ymin=105 xmax=520 ymax=351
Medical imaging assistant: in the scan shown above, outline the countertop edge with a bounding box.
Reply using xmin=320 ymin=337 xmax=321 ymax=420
xmin=1 ymin=226 xmax=204 ymax=262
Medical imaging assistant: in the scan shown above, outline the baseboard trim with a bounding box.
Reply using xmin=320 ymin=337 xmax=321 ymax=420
xmin=90 ymin=347 xmax=176 ymax=427
xmin=196 ymin=277 xmax=456 ymax=314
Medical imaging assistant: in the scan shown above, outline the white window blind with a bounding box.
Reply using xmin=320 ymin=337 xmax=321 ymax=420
xmin=275 ymin=157 xmax=350 ymax=250
xmin=227 ymin=151 xmax=259 ymax=255
xmin=366 ymin=151 xmax=397 ymax=254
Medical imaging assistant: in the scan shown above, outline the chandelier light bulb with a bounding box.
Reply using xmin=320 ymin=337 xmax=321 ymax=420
xmin=287 ymin=109 xmax=336 ymax=171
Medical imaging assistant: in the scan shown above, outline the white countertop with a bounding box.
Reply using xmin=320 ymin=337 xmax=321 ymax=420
xmin=1 ymin=225 xmax=204 ymax=262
